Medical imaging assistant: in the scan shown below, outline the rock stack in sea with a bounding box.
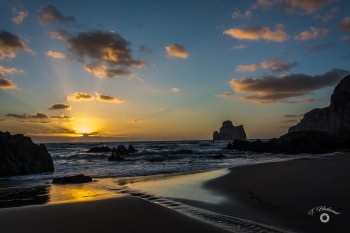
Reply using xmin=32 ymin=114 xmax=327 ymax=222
xmin=0 ymin=131 xmax=54 ymax=176
xmin=213 ymin=120 xmax=246 ymax=140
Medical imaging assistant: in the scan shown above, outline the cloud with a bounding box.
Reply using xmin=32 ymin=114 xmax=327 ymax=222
xmin=95 ymin=92 xmax=124 ymax=103
xmin=233 ymin=44 xmax=247 ymax=49
xmin=38 ymin=4 xmax=75 ymax=25
xmin=83 ymin=63 xmax=131 ymax=78
xmin=67 ymin=92 xmax=94 ymax=101
xmin=229 ymin=68 xmax=349 ymax=103
xmin=47 ymin=50 xmax=66 ymax=59
xmin=49 ymin=104 xmax=71 ymax=110
xmin=307 ymin=42 xmax=336 ymax=53
xmin=0 ymin=77 xmax=17 ymax=89
xmin=50 ymin=114 xmax=72 ymax=119
xmin=133 ymin=118 xmax=146 ymax=122
xmin=50 ymin=30 xmax=68 ymax=41
xmin=224 ymin=24 xmax=287 ymax=42
xmin=232 ymin=9 xmax=252 ymax=19
xmin=55 ymin=30 xmax=144 ymax=78
xmin=171 ymin=87 xmax=182 ymax=93
xmin=236 ymin=64 xmax=259 ymax=72
xmin=339 ymin=17 xmax=350 ymax=32
xmin=0 ymin=65 xmax=23 ymax=74
xmin=253 ymin=0 xmax=334 ymax=13
xmin=165 ymin=43 xmax=189 ymax=59
xmin=236 ymin=58 xmax=298 ymax=72
xmin=281 ymin=119 xmax=298 ymax=123
xmin=12 ymin=9 xmax=28 ymax=25
xmin=295 ymin=27 xmax=328 ymax=40
xmin=283 ymin=114 xmax=304 ymax=117
xmin=285 ymin=0 xmax=334 ymax=13
xmin=217 ymin=92 xmax=234 ymax=98
xmin=0 ymin=30 xmax=30 ymax=60
xmin=315 ymin=6 xmax=338 ymax=22
xmin=6 ymin=112 xmax=49 ymax=119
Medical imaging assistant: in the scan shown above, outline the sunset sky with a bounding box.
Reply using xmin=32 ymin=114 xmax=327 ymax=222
xmin=0 ymin=0 xmax=349 ymax=142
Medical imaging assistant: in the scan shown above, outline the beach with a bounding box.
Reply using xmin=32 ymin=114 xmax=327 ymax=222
xmin=0 ymin=153 xmax=349 ymax=233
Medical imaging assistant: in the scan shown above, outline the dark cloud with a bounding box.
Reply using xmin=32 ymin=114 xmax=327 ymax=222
xmin=283 ymin=114 xmax=304 ymax=118
xmin=6 ymin=112 xmax=49 ymax=119
xmin=55 ymin=30 xmax=144 ymax=78
xmin=230 ymin=68 xmax=349 ymax=103
xmin=38 ymin=4 xmax=75 ymax=25
xmin=67 ymin=92 xmax=94 ymax=101
xmin=281 ymin=119 xmax=298 ymax=123
xmin=339 ymin=17 xmax=350 ymax=32
xmin=50 ymin=114 xmax=72 ymax=119
xmin=0 ymin=77 xmax=17 ymax=89
xmin=0 ymin=30 xmax=29 ymax=60
xmin=49 ymin=103 xmax=71 ymax=110
xmin=96 ymin=92 xmax=124 ymax=103
xmin=308 ymin=42 xmax=336 ymax=53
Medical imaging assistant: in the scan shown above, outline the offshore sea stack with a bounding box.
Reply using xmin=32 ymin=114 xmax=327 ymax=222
xmin=289 ymin=75 xmax=350 ymax=133
xmin=0 ymin=131 xmax=54 ymax=176
xmin=213 ymin=120 xmax=246 ymax=140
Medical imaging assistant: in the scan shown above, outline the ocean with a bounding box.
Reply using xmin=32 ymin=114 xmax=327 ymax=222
xmin=0 ymin=140 xmax=321 ymax=208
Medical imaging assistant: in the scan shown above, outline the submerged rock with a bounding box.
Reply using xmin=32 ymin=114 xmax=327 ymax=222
xmin=53 ymin=174 xmax=92 ymax=184
xmin=128 ymin=145 xmax=137 ymax=153
xmin=0 ymin=131 xmax=54 ymax=176
xmin=87 ymin=146 xmax=111 ymax=153
xmin=108 ymin=147 xmax=126 ymax=161
xmin=213 ymin=120 xmax=246 ymax=140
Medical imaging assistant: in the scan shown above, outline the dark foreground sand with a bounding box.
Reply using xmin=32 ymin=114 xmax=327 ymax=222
xmin=204 ymin=153 xmax=350 ymax=233
xmin=0 ymin=196 xmax=230 ymax=233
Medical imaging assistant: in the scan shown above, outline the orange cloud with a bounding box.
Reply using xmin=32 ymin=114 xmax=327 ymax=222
xmin=171 ymin=87 xmax=182 ymax=93
xmin=165 ymin=43 xmax=188 ymax=59
xmin=295 ymin=27 xmax=328 ymax=40
xmin=84 ymin=63 xmax=131 ymax=78
xmin=0 ymin=65 xmax=23 ymax=74
xmin=236 ymin=58 xmax=298 ymax=72
xmin=95 ymin=92 xmax=124 ymax=103
xmin=224 ymin=24 xmax=287 ymax=42
xmin=47 ymin=50 xmax=66 ymax=59
xmin=217 ymin=92 xmax=234 ymax=98
xmin=12 ymin=9 xmax=28 ymax=25
xmin=253 ymin=0 xmax=333 ymax=13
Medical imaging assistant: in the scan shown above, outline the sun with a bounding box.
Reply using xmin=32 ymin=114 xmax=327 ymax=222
xmin=76 ymin=126 xmax=92 ymax=135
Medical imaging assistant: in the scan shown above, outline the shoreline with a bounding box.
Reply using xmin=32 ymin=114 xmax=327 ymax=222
xmin=1 ymin=153 xmax=349 ymax=232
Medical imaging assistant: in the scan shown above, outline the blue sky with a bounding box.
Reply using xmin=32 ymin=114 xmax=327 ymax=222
xmin=0 ymin=0 xmax=349 ymax=142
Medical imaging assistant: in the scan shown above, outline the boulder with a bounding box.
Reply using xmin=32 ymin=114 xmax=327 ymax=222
xmin=116 ymin=145 xmax=129 ymax=156
xmin=213 ymin=120 xmax=246 ymax=140
xmin=53 ymin=174 xmax=92 ymax=184
xmin=0 ymin=131 xmax=54 ymax=176
xmin=87 ymin=146 xmax=111 ymax=153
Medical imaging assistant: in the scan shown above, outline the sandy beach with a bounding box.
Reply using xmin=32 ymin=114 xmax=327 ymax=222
xmin=1 ymin=153 xmax=349 ymax=233
xmin=204 ymin=153 xmax=350 ymax=233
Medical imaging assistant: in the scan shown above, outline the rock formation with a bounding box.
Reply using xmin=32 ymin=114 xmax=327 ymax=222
xmin=289 ymin=75 xmax=350 ymax=133
xmin=213 ymin=120 xmax=246 ymax=140
xmin=0 ymin=131 xmax=54 ymax=176
xmin=229 ymin=75 xmax=350 ymax=154
xmin=53 ymin=174 xmax=92 ymax=184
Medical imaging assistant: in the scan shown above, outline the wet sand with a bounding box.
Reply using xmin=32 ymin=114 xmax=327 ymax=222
xmin=204 ymin=153 xmax=350 ymax=233
xmin=0 ymin=196 xmax=230 ymax=233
